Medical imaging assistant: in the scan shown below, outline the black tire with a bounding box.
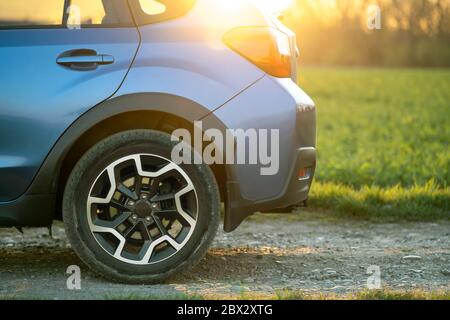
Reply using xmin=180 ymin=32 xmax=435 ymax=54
xmin=62 ymin=130 xmax=220 ymax=284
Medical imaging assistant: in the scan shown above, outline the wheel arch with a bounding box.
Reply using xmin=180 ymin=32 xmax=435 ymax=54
xmin=27 ymin=93 xmax=229 ymax=220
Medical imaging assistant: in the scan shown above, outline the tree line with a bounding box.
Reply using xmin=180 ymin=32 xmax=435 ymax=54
xmin=284 ymin=0 xmax=450 ymax=67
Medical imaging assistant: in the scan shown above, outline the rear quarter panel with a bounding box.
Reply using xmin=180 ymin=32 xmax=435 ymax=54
xmin=117 ymin=0 xmax=268 ymax=112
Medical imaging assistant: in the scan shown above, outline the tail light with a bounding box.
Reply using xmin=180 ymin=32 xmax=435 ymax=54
xmin=223 ymin=27 xmax=292 ymax=78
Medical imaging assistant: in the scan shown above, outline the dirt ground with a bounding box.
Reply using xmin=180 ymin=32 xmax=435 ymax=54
xmin=0 ymin=215 xmax=449 ymax=299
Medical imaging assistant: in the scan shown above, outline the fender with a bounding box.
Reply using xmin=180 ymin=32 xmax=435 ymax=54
xmin=28 ymin=92 xmax=231 ymax=195
xmin=0 ymin=92 xmax=239 ymax=228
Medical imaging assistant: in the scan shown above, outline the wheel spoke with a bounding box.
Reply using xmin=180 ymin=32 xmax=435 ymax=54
xmin=134 ymin=176 xmax=143 ymax=195
xmin=153 ymin=216 xmax=169 ymax=236
xmin=113 ymin=238 xmax=126 ymax=259
xmin=151 ymin=193 xmax=175 ymax=202
xmin=177 ymin=184 xmax=194 ymax=197
xmin=94 ymin=212 xmax=132 ymax=229
xmin=154 ymin=209 xmax=178 ymax=216
xmin=110 ymin=199 xmax=131 ymax=212
xmin=154 ymin=209 xmax=190 ymax=227
xmin=148 ymin=177 xmax=159 ymax=196
xmin=138 ymin=221 xmax=152 ymax=240
xmin=134 ymin=157 xmax=177 ymax=178
xmin=123 ymin=220 xmax=140 ymax=239
xmin=141 ymin=235 xmax=182 ymax=263
xmin=118 ymin=183 xmax=138 ymax=201
xmin=165 ymin=237 xmax=182 ymax=251
xmin=141 ymin=238 xmax=164 ymax=262
xmin=174 ymin=184 xmax=196 ymax=226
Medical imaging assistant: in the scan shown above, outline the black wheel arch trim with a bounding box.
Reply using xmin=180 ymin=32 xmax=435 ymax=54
xmin=28 ymin=93 xmax=221 ymax=195
xmin=0 ymin=93 xmax=228 ymax=227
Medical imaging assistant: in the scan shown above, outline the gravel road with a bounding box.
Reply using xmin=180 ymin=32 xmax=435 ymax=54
xmin=0 ymin=216 xmax=449 ymax=299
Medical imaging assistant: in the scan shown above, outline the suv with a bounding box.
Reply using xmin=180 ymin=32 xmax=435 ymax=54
xmin=0 ymin=0 xmax=316 ymax=283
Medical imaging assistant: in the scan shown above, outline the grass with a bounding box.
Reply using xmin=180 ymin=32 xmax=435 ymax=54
xmin=308 ymin=181 xmax=449 ymax=221
xmin=296 ymin=67 xmax=450 ymax=220
xmin=100 ymin=289 xmax=450 ymax=300
xmin=2 ymin=289 xmax=448 ymax=300
xmin=103 ymin=292 xmax=203 ymax=300
xmin=275 ymin=289 xmax=450 ymax=300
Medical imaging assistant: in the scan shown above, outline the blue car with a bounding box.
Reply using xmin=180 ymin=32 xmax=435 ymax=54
xmin=0 ymin=0 xmax=316 ymax=283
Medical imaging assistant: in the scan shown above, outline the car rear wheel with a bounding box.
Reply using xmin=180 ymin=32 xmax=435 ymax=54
xmin=63 ymin=130 xmax=220 ymax=283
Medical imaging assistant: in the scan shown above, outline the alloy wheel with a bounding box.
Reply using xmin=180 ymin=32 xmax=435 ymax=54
xmin=86 ymin=154 xmax=198 ymax=265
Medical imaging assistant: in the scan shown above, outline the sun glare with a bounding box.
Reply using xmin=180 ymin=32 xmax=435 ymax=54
xmin=216 ymin=0 xmax=293 ymax=14
xmin=139 ymin=0 xmax=167 ymax=15
xmin=255 ymin=0 xmax=294 ymax=13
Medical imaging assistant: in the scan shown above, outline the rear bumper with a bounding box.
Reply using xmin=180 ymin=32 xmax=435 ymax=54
xmin=224 ymin=147 xmax=316 ymax=232
xmin=208 ymin=75 xmax=317 ymax=232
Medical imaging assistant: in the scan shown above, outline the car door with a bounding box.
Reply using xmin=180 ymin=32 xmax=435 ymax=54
xmin=0 ymin=0 xmax=140 ymax=201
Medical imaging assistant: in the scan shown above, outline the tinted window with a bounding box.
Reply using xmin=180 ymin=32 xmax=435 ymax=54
xmin=0 ymin=0 xmax=132 ymax=29
xmin=131 ymin=0 xmax=196 ymax=25
xmin=0 ymin=0 xmax=64 ymax=27
xmin=67 ymin=0 xmax=132 ymax=26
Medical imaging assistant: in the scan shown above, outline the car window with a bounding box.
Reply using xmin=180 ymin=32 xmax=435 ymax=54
xmin=0 ymin=0 xmax=133 ymax=29
xmin=66 ymin=0 xmax=133 ymax=27
xmin=131 ymin=0 xmax=196 ymax=25
xmin=0 ymin=0 xmax=64 ymax=28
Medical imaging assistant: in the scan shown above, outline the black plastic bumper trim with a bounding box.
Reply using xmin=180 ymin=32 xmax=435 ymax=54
xmin=224 ymin=147 xmax=316 ymax=232
xmin=0 ymin=194 xmax=55 ymax=227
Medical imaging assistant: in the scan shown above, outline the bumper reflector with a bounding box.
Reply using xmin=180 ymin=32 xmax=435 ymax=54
xmin=298 ymin=167 xmax=312 ymax=180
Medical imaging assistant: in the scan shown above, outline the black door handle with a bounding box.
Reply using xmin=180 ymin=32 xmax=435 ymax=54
xmin=57 ymin=49 xmax=114 ymax=71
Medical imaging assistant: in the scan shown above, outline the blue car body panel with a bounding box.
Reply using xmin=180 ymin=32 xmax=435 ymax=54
xmin=115 ymin=6 xmax=265 ymax=113
xmin=209 ymin=76 xmax=314 ymax=201
xmin=0 ymin=0 xmax=316 ymax=231
xmin=0 ymin=28 xmax=139 ymax=201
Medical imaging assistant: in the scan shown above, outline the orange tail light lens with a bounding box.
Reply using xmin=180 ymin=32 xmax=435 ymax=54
xmin=223 ymin=27 xmax=292 ymax=78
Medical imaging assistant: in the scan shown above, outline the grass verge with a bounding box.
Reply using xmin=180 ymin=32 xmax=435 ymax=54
xmin=275 ymin=289 xmax=450 ymax=300
xmin=102 ymin=289 xmax=450 ymax=300
xmin=307 ymin=181 xmax=450 ymax=222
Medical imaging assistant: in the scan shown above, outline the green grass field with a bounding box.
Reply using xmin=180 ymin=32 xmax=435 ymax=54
xmin=298 ymin=67 xmax=450 ymax=221
xmin=274 ymin=289 xmax=450 ymax=300
xmin=97 ymin=289 xmax=450 ymax=300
